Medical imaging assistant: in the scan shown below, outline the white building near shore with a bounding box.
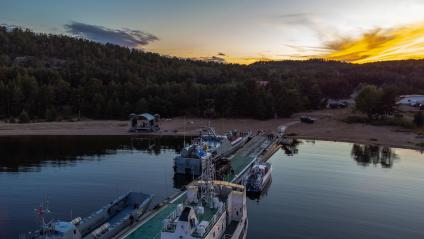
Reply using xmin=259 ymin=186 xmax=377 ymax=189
xmin=396 ymin=95 xmax=424 ymax=106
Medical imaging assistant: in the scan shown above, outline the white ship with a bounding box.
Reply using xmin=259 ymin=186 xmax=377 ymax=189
xmin=163 ymin=153 xmax=248 ymax=239
xmin=161 ymin=181 xmax=248 ymax=239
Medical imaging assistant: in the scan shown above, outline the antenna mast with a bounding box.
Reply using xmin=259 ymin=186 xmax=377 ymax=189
xmin=34 ymin=197 xmax=51 ymax=236
xmin=200 ymin=143 xmax=216 ymax=208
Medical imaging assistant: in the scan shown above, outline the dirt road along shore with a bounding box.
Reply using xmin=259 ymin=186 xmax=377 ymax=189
xmin=0 ymin=109 xmax=422 ymax=150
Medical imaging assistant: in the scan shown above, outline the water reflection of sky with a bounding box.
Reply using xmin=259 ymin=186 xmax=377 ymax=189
xmin=248 ymin=140 xmax=424 ymax=239
xmin=0 ymin=136 xmax=185 ymax=238
xmin=1 ymin=136 xmax=423 ymax=238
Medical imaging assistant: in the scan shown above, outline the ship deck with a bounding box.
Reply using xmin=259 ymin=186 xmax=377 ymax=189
xmin=120 ymin=135 xmax=272 ymax=239
xmin=123 ymin=195 xmax=185 ymax=239
xmin=198 ymin=204 xmax=219 ymax=222
xmin=222 ymin=221 xmax=239 ymax=238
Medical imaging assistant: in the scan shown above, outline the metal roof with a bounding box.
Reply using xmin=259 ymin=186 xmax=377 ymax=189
xmin=129 ymin=113 xmax=156 ymax=121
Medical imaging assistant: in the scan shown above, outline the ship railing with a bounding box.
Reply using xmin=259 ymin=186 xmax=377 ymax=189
xmin=161 ymin=210 xmax=179 ymax=233
xmin=152 ymin=233 xmax=161 ymax=239
xmin=162 ymin=222 xmax=177 ymax=233
xmin=192 ymin=202 xmax=226 ymax=238
xmin=222 ymin=234 xmax=233 ymax=239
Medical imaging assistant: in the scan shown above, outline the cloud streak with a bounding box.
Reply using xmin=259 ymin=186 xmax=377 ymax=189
xmin=197 ymin=55 xmax=226 ymax=63
xmin=64 ymin=21 xmax=158 ymax=48
xmin=274 ymin=12 xmax=336 ymax=41
xmin=323 ymin=23 xmax=424 ymax=63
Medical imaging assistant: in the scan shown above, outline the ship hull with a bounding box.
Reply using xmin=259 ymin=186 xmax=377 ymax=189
xmin=27 ymin=192 xmax=152 ymax=239
xmin=78 ymin=192 xmax=152 ymax=239
xmin=226 ymin=215 xmax=248 ymax=239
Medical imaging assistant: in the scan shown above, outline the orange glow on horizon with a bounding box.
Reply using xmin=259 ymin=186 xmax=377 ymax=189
xmin=155 ymin=23 xmax=424 ymax=65
xmin=225 ymin=56 xmax=273 ymax=65
xmin=225 ymin=23 xmax=424 ymax=65
xmin=323 ymin=23 xmax=424 ymax=63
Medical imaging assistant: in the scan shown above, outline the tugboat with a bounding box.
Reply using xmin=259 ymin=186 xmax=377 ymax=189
xmin=162 ymin=156 xmax=248 ymax=239
xmin=174 ymin=127 xmax=250 ymax=176
xmin=27 ymin=192 xmax=152 ymax=239
xmin=245 ymin=162 xmax=272 ymax=193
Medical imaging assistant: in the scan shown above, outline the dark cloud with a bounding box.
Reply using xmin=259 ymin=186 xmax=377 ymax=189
xmin=325 ymin=28 xmax=392 ymax=51
xmin=64 ymin=21 xmax=158 ymax=48
xmin=277 ymin=13 xmax=316 ymax=26
xmin=198 ymin=55 xmax=226 ymax=63
xmin=284 ymin=44 xmax=330 ymax=53
xmin=217 ymin=52 xmax=226 ymax=56
xmin=0 ymin=23 xmax=20 ymax=32
xmin=275 ymin=13 xmax=334 ymax=40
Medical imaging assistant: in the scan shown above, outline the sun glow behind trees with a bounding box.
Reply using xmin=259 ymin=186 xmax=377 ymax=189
xmin=323 ymin=23 xmax=424 ymax=63
xmin=227 ymin=23 xmax=424 ymax=65
xmin=145 ymin=18 xmax=424 ymax=65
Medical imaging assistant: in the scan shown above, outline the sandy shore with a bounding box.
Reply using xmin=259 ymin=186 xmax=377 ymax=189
xmin=287 ymin=110 xmax=423 ymax=150
xmin=0 ymin=109 xmax=422 ymax=150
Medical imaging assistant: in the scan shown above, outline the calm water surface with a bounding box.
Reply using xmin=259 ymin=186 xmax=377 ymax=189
xmin=0 ymin=136 xmax=187 ymax=238
xmin=0 ymin=136 xmax=423 ymax=238
xmin=248 ymin=140 xmax=424 ymax=239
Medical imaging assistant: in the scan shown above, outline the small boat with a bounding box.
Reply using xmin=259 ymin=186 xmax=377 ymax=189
xmin=247 ymin=177 xmax=272 ymax=201
xmin=245 ymin=162 xmax=272 ymax=193
xmin=27 ymin=192 xmax=152 ymax=239
xmin=174 ymin=127 xmax=251 ymax=176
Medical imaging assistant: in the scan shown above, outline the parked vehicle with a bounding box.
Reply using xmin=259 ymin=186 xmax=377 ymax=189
xmin=328 ymin=102 xmax=348 ymax=109
xmin=300 ymin=116 xmax=315 ymax=124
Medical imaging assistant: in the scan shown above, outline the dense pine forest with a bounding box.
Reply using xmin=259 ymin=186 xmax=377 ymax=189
xmin=1 ymin=26 xmax=424 ymax=121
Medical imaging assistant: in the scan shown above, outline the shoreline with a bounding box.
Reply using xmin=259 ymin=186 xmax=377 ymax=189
xmin=0 ymin=109 xmax=423 ymax=150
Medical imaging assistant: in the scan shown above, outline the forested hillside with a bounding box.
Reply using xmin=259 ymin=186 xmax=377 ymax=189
xmin=1 ymin=27 xmax=424 ymax=121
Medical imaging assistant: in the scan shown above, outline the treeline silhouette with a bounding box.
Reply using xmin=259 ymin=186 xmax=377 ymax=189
xmin=1 ymin=27 xmax=424 ymax=120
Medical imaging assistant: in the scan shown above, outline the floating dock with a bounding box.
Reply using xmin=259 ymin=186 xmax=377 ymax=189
xmin=116 ymin=134 xmax=279 ymax=239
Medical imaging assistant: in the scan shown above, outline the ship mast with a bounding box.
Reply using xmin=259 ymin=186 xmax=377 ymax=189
xmin=34 ymin=198 xmax=51 ymax=237
xmin=200 ymin=126 xmax=216 ymax=208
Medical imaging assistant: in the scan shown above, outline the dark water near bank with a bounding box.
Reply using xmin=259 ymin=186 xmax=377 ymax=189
xmin=0 ymin=136 xmax=189 ymax=238
xmin=0 ymin=136 xmax=423 ymax=238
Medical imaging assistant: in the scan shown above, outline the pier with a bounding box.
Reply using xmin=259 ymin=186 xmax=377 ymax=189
xmin=116 ymin=134 xmax=280 ymax=239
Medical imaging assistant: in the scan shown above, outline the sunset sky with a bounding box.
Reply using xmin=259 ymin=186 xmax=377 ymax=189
xmin=2 ymin=0 xmax=424 ymax=64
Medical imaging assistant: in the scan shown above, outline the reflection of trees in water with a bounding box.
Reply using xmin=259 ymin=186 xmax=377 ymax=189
xmin=351 ymin=144 xmax=398 ymax=168
xmin=130 ymin=136 xmax=186 ymax=155
xmin=282 ymin=138 xmax=301 ymax=156
xmin=0 ymin=136 xmax=184 ymax=172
